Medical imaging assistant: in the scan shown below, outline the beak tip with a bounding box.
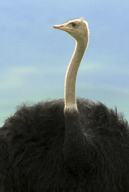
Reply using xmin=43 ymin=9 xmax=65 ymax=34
xmin=53 ymin=25 xmax=59 ymax=29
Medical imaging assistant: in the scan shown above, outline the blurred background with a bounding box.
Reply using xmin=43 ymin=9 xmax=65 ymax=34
xmin=0 ymin=0 xmax=129 ymax=126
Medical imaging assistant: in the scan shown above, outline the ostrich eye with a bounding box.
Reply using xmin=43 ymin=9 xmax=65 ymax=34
xmin=70 ymin=22 xmax=78 ymax=28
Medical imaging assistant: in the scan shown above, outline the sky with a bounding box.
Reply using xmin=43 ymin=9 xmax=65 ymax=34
xmin=0 ymin=0 xmax=129 ymax=126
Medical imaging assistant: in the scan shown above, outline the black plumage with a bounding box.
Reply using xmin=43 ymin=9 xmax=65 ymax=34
xmin=0 ymin=99 xmax=129 ymax=192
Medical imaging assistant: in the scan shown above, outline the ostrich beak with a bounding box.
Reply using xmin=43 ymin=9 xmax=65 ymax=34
xmin=53 ymin=24 xmax=66 ymax=30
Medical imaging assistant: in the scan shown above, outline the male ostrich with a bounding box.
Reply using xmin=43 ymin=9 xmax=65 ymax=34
xmin=0 ymin=18 xmax=129 ymax=192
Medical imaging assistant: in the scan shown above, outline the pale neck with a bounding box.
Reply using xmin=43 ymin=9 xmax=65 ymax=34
xmin=64 ymin=37 xmax=88 ymax=111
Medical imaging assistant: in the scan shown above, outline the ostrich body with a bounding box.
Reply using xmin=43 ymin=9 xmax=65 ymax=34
xmin=0 ymin=18 xmax=129 ymax=192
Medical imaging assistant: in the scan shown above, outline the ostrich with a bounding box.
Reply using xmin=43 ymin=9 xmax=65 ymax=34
xmin=0 ymin=18 xmax=129 ymax=192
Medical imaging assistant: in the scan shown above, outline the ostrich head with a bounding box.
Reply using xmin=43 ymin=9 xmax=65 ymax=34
xmin=53 ymin=18 xmax=89 ymax=42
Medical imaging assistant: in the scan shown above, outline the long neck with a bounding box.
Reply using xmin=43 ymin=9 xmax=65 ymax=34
xmin=64 ymin=37 xmax=88 ymax=111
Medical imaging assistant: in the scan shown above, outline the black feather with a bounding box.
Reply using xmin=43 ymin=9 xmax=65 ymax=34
xmin=0 ymin=98 xmax=129 ymax=191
